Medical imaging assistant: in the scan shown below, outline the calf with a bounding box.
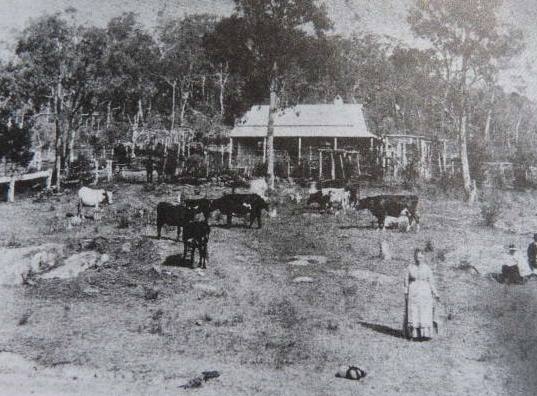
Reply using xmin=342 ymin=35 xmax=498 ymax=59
xmin=321 ymin=188 xmax=350 ymax=210
xmin=183 ymin=198 xmax=212 ymax=222
xmin=182 ymin=221 xmax=210 ymax=268
xmin=383 ymin=208 xmax=411 ymax=232
xmin=78 ymin=186 xmax=113 ymax=209
xmin=356 ymin=195 xmax=419 ymax=231
xmin=156 ymin=202 xmax=195 ymax=240
xmin=210 ymin=193 xmax=269 ymax=228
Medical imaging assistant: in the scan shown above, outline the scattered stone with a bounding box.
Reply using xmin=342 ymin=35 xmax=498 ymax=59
xmin=98 ymin=254 xmax=110 ymax=266
xmin=327 ymin=320 xmax=339 ymax=331
xmin=18 ymin=311 xmax=32 ymax=326
xmin=348 ymin=269 xmax=396 ymax=285
xmin=144 ymin=286 xmax=159 ymax=300
xmin=179 ymin=371 xmax=221 ymax=389
xmin=41 ymin=251 xmax=100 ymax=280
xmin=193 ymin=283 xmax=221 ymax=296
xmin=83 ymin=287 xmax=100 ymax=295
xmin=121 ymin=242 xmax=131 ymax=253
xmin=293 ymin=276 xmax=314 ymax=283
xmin=379 ymin=241 xmax=391 ymax=261
xmin=149 ymin=265 xmax=162 ymax=276
xmin=288 ymin=255 xmax=327 ymax=267
xmin=0 ymin=244 xmax=64 ymax=285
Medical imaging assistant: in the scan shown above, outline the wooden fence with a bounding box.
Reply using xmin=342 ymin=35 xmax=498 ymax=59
xmin=0 ymin=170 xmax=52 ymax=202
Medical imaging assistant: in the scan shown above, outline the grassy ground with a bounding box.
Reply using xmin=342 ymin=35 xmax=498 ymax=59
xmin=1 ymin=182 xmax=537 ymax=395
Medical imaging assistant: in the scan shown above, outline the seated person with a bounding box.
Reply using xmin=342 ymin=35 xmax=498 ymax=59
xmin=503 ymin=244 xmax=536 ymax=284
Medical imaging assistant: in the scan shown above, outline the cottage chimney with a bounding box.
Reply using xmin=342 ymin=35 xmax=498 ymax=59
xmin=333 ymin=95 xmax=344 ymax=105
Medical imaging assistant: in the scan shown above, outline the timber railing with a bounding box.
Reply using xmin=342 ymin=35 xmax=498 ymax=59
xmin=0 ymin=169 xmax=52 ymax=202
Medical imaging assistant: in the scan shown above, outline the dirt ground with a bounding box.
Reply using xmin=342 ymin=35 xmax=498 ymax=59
xmin=1 ymin=181 xmax=537 ymax=395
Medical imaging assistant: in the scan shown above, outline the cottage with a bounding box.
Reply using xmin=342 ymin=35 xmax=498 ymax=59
xmin=229 ymin=96 xmax=379 ymax=179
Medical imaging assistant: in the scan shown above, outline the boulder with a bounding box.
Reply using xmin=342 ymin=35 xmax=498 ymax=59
xmin=40 ymin=251 xmax=100 ymax=280
xmin=293 ymin=276 xmax=314 ymax=283
xmin=0 ymin=244 xmax=64 ymax=285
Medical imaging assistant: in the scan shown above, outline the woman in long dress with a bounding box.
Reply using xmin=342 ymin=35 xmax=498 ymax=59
xmin=404 ymin=248 xmax=440 ymax=340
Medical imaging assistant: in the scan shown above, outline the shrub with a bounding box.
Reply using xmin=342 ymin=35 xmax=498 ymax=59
xmin=480 ymin=194 xmax=503 ymax=227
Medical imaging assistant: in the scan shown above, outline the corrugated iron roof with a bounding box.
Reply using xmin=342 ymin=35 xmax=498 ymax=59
xmin=230 ymin=104 xmax=377 ymax=139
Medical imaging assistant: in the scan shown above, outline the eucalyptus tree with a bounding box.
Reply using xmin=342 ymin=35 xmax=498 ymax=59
xmin=408 ymin=0 xmax=524 ymax=201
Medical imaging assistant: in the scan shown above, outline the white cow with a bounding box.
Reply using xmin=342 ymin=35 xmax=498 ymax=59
xmin=78 ymin=187 xmax=113 ymax=209
xmin=383 ymin=208 xmax=411 ymax=232
xmin=321 ymin=188 xmax=350 ymax=210
xmin=249 ymin=178 xmax=268 ymax=199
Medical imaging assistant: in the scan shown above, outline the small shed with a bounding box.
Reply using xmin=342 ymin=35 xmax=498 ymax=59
xmin=229 ymin=97 xmax=379 ymax=179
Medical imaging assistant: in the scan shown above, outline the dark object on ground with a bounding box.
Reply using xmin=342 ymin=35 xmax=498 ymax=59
xmin=307 ymin=191 xmax=331 ymax=210
xmin=183 ymin=221 xmax=210 ymax=268
xmin=356 ymin=195 xmax=419 ymax=230
xmin=210 ymin=193 xmax=269 ymax=228
xmin=179 ymin=370 xmax=221 ymax=389
xmin=335 ymin=365 xmax=366 ymax=380
xmin=144 ymin=286 xmax=159 ymax=300
xmin=501 ymin=265 xmax=524 ymax=284
xmin=18 ymin=311 xmax=32 ymax=326
xmin=202 ymin=371 xmax=220 ymax=381
xmin=184 ymin=198 xmax=212 ymax=222
xmin=156 ymin=202 xmax=195 ymax=240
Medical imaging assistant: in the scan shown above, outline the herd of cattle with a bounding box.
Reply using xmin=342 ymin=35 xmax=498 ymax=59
xmin=76 ymin=180 xmax=420 ymax=268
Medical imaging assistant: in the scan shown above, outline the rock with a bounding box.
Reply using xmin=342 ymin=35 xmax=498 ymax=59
xmin=41 ymin=251 xmax=100 ymax=280
xmin=288 ymin=259 xmax=310 ymax=266
xmin=31 ymin=250 xmax=59 ymax=272
xmin=149 ymin=265 xmax=162 ymax=276
xmin=121 ymin=242 xmax=131 ymax=253
xmin=83 ymin=287 xmax=100 ymax=295
xmin=379 ymin=241 xmax=391 ymax=261
xmin=0 ymin=244 xmax=64 ymax=285
xmin=144 ymin=286 xmax=159 ymax=300
xmin=288 ymin=255 xmax=327 ymax=266
xmin=193 ymin=283 xmax=221 ymax=296
xmin=98 ymin=254 xmax=110 ymax=266
xmin=293 ymin=276 xmax=314 ymax=283
xmin=348 ymin=269 xmax=396 ymax=285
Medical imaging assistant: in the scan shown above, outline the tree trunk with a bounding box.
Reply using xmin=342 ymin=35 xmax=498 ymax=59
xmin=179 ymin=92 xmax=189 ymax=127
xmin=483 ymin=90 xmax=494 ymax=142
xmin=514 ymin=113 xmax=522 ymax=146
xmin=460 ymin=112 xmax=475 ymax=203
xmin=218 ymin=64 xmax=228 ymax=117
xmin=106 ymin=101 xmax=112 ymax=129
xmin=171 ymin=81 xmax=176 ymax=130
xmin=53 ymin=81 xmax=63 ymax=190
xmin=66 ymin=116 xmax=76 ymax=166
xmin=137 ymin=98 xmax=144 ymax=126
xmin=267 ymin=70 xmax=278 ymax=190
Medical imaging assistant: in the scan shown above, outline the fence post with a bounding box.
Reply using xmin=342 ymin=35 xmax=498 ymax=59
xmin=46 ymin=169 xmax=52 ymax=190
xmin=106 ymin=160 xmax=113 ymax=182
xmin=93 ymin=159 xmax=99 ymax=185
xmin=8 ymin=179 xmax=15 ymax=203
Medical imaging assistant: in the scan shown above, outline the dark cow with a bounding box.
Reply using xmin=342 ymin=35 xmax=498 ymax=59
xmin=210 ymin=193 xmax=269 ymax=228
xmin=184 ymin=198 xmax=212 ymax=222
xmin=183 ymin=221 xmax=210 ymax=268
xmin=306 ymin=191 xmax=332 ymax=210
xmin=156 ymin=202 xmax=195 ymax=240
xmin=356 ymin=195 xmax=419 ymax=230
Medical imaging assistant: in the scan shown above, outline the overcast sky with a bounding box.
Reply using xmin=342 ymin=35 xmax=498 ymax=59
xmin=0 ymin=0 xmax=535 ymax=97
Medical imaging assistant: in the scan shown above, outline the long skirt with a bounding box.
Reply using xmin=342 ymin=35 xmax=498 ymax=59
xmin=404 ymin=280 xmax=436 ymax=339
